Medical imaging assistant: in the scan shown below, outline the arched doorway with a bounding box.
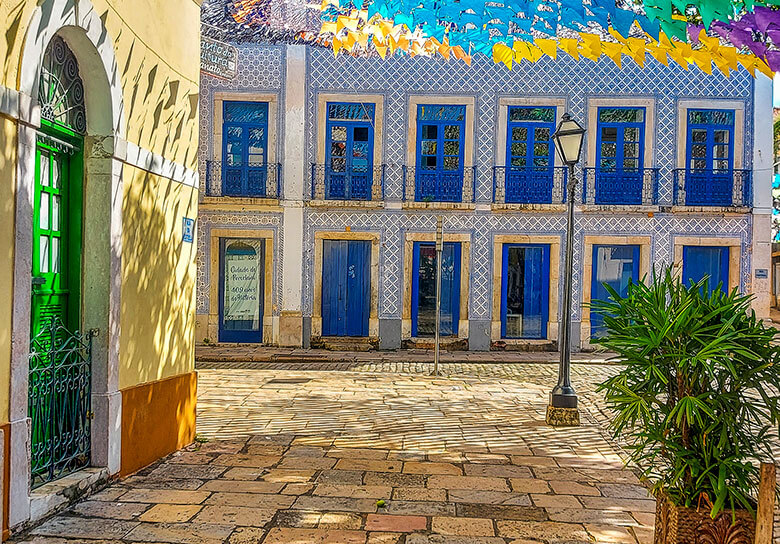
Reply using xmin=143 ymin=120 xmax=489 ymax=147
xmin=28 ymin=35 xmax=90 ymax=488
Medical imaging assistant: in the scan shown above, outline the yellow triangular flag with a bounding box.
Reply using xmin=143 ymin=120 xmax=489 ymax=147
xmin=647 ymin=43 xmax=669 ymax=66
xmin=691 ymin=50 xmax=713 ymax=75
xmin=535 ymin=38 xmax=557 ymax=59
xmin=579 ymin=33 xmax=601 ymax=61
xmin=755 ymin=57 xmax=774 ymax=78
xmin=526 ymin=44 xmax=543 ymax=62
xmin=512 ymin=40 xmax=530 ymax=62
xmin=493 ymin=42 xmax=514 ymax=70
xmin=736 ymin=53 xmax=756 ymax=76
xmin=560 ymin=39 xmax=579 ymax=59
xmin=602 ymin=42 xmax=623 ymax=68
xmin=720 ymin=46 xmax=738 ymax=71
xmin=379 ymin=20 xmax=393 ymax=37
xmin=332 ymin=37 xmax=343 ymax=56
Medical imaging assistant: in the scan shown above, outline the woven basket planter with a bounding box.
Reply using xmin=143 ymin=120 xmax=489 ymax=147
xmin=654 ymin=494 xmax=755 ymax=544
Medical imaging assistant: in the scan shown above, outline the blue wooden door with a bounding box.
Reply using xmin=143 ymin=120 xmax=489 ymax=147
xmin=591 ymin=245 xmax=640 ymax=337
xmin=595 ymin=107 xmax=645 ymax=204
xmin=682 ymin=246 xmax=729 ymax=294
xmin=219 ymin=239 xmax=264 ymax=343
xmin=505 ymin=106 xmax=556 ymax=203
xmin=322 ymin=240 xmax=370 ymax=336
xmin=501 ymin=244 xmax=550 ymax=339
xmin=415 ymin=105 xmax=466 ymax=202
xmin=412 ymin=242 xmax=461 ymax=337
xmin=685 ymin=109 xmax=735 ymax=206
xmin=326 ymin=102 xmax=375 ymax=200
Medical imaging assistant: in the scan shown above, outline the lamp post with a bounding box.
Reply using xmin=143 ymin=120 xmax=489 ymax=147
xmin=433 ymin=216 xmax=443 ymax=376
xmin=547 ymin=113 xmax=586 ymax=427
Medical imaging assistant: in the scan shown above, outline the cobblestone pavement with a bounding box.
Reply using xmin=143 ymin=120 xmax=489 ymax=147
xmin=15 ymin=365 xmax=657 ymax=544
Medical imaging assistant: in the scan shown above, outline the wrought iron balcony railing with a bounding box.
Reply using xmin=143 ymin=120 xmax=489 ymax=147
xmin=583 ymin=167 xmax=659 ymax=205
xmin=402 ymin=166 xmax=476 ymax=203
xmin=673 ymin=168 xmax=752 ymax=207
xmin=310 ymin=164 xmax=385 ymax=201
xmin=492 ymin=166 xmax=568 ymax=204
xmin=205 ymin=161 xmax=282 ymax=198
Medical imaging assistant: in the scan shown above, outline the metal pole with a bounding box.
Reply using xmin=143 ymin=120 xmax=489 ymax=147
xmin=433 ymin=216 xmax=443 ymax=376
xmin=551 ymin=163 xmax=578 ymax=409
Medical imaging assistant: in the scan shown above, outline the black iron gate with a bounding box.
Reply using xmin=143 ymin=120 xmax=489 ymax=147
xmin=28 ymin=318 xmax=95 ymax=488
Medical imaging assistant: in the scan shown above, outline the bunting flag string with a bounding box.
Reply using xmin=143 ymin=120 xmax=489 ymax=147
xmin=313 ymin=0 xmax=780 ymax=77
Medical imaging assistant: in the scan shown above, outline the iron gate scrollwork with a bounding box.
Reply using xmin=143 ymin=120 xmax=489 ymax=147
xmin=28 ymin=318 xmax=96 ymax=488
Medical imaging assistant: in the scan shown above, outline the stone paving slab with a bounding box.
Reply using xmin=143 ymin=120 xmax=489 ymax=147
xmin=11 ymin=368 xmax=655 ymax=544
xmin=14 ymin=434 xmax=652 ymax=543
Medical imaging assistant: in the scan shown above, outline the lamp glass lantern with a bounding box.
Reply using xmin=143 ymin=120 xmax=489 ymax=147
xmin=552 ymin=113 xmax=586 ymax=166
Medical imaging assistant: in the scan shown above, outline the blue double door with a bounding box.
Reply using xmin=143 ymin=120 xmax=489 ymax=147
xmin=591 ymin=245 xmax=640 ymax=337
xmin=682 ymin=246 xmax=729 ymax=294
xmin=412 ymin=242 xmax=461 ymax=337
xmin=501 ymin=244 xmax=550 ymax=339
xmin=322 ymin=240 xmax=371 ymax=337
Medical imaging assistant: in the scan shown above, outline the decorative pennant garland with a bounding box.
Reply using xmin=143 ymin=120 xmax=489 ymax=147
xmin=316 ymin=0 xmax=779 ymax=76
xmin=208 ymin=0 xmax=779 ymax=77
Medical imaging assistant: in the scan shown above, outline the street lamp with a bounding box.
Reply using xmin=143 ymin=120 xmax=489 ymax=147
xmin=547 ymin=113 xmax=586 ymax=427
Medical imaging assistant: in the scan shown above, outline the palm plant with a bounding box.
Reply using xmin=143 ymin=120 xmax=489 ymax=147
xmin=592 ymin=266 xmax=780 ymax=518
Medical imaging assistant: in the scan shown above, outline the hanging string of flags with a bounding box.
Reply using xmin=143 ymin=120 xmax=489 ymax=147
xmin=310 ymin=0 xmax=780 ymax=76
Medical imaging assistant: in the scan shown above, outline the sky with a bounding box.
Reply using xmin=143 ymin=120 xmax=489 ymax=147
xmin=775 ymin=74 xmax=780 ymax=107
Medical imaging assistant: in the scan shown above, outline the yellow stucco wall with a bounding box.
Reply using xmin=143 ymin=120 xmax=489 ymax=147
xmin=119 ymin=165 xmax=198 ymax=389
xmin=0 ymin=116 xmax=18 ymax=425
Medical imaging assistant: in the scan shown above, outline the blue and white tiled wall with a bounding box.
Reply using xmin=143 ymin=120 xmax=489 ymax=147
xmin=197 ymin=42 xmax=757 ymax=347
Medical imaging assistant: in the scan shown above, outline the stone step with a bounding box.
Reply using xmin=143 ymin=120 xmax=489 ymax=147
xmin=313 ymin=337 xmax=379 ymax=351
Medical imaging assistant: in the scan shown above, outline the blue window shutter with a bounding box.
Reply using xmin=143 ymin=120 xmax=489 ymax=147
xmin=221 ymin=101 xmax=269 ymax=197
xmin=325 ymin=102 xmax=376 ymax=200
xmin=415 ymin=104 xmax=466 ymax=202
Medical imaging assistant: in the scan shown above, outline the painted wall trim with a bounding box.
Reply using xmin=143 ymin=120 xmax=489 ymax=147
xmin=0 ymin=85 xmax=20 ymax=120
xmin=115 ymin=139 xmax=199 ymax=188
xmin=0 ymin=84 xmax=198 ymax=188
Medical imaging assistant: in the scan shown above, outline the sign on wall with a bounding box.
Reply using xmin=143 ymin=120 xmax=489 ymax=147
xmin=182 ymin=217 xmax=195 ymax=243
xmin=224 ymin=253 xmax=261 ymax=325
xmin=201 ymin=36 xmax=238 ymax=80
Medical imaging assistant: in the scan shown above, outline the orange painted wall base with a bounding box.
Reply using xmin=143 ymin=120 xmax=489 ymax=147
xmin=120 ymin=372 xmax=197 ymax=477
xmin=1 ymin=422 xmax=9 ymax=541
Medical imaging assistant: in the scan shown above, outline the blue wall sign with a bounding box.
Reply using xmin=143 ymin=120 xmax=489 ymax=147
xmin=182 ymin=217 xmax=195 ymax=243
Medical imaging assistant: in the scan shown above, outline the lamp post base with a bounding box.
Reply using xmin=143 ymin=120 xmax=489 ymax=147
xmin=545 ymin=405 xmax=580 ymax=427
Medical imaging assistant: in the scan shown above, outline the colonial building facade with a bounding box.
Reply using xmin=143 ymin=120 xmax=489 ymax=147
xmin=1 ymin=0 xmax=201 ymax=536
xmin=196 ymin=42 xmax=773 ymax=352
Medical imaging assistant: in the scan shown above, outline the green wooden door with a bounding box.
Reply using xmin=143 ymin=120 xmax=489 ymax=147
xmin=32 ymin=142 xmax=75 ymax=333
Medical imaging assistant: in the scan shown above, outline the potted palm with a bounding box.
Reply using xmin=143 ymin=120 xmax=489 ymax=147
xmin=591 ymin=267 xmax=780 ymax=543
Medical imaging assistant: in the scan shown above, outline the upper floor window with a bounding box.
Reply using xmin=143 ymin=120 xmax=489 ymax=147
xmin=506 ymin=107 xmax=555 ymax=168
xmin=222 ymin=101 xmax=269 ymax=197
xmin=325 ymin=102 xmax=375 ymax=200
xmin=415 ymin=104 xmax=466 ymax=201
xmin=596 ymin=107 xmax=645 ymax=171
xmin=687 ymin=109 xmax=734 ymax=172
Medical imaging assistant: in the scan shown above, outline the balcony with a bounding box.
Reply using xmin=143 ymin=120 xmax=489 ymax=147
xmin=673 ymin=168 xmax=752 ymax=207
xmin=492 ymin=166 xmax=568 ymax=204
xmin=583 ymin=167 xmax=659 ymax=206
xmin=310 ymin=164 xmax=385 ymax=201
xmin=205 ymin=160 xmax=281 ymax=199
xmin=403 ymin=166 xmax=476 ymax=203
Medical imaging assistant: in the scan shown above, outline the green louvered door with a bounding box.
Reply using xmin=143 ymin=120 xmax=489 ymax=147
xmin=29 ymin=138 xmax=89 ymax=488
xmin=31 ymin=143 xmax=73 ymax=331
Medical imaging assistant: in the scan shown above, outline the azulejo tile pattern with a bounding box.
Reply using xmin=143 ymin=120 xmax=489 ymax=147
xmin=302 ymin=210 xmax=751 ymax=321
xmin=198 ymin=45 xmax=286 ymax=198
xmin=197 ymin=43 xmax=756 ymax=334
